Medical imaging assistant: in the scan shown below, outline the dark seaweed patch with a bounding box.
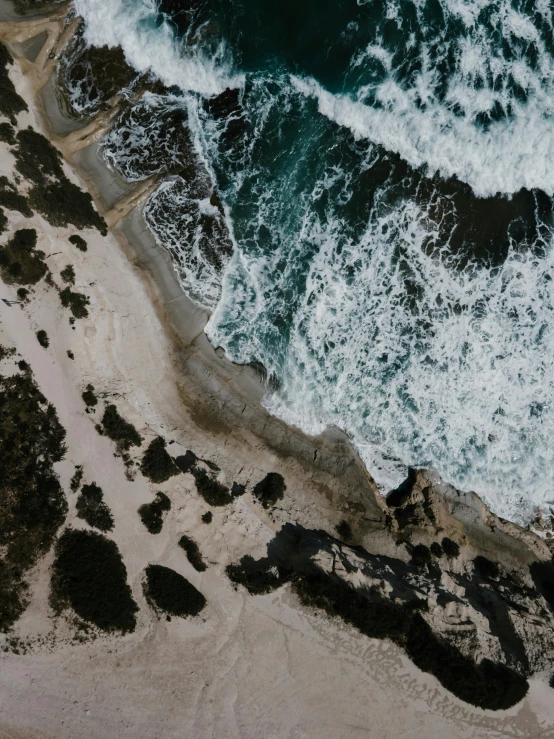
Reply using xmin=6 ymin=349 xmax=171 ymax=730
xmin=140 ymin=436 xmax=179 ymax=483
xmin=51 ymin=528 xmax=137 ymax=632
xmin=178 ymin=534 xmax=206 ymax=572
xmin=143 ymin=563 xmax=206 ymax=618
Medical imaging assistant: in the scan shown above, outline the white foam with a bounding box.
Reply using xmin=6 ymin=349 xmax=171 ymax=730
xmin=291 ymin=0 xmax=554 ymax=197
xmin=208 ymin=190 xmax=554 ymax=523
xmin=73 ymin=0 xmax=243 ymax=96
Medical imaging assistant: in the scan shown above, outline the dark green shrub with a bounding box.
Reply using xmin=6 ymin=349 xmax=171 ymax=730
xmin=13 ymin=128 xmax=106 ymax=234
xmin=69 ymin=235 xmax=87 ymax=252
xmin=549 ymin=674 xmax=554 ymax=689
xmin=0 ymin=208 xmax=6 ymax=235
xmin=0 ymin=43 xmax=28 ymax=124
xmin=138 ymin=492 xmax=171 ymax=534
xmin=140 ymin=437 xmax=179 ymax=483
xmin=0 ymin=344 xmax=15 ymax=360
xmin=67 ymin=350 xmax=74 ymax=360
xmin=336 ymin=520 xmax=352 ymax=541
xmin=82 ymin=384 xmax=97 ymax=407
xmin=0 ymin=368 xmax=67 ymax=630
xmin=0 ymin=228 xmax=47 ymax=285
xmin=60 ymin=265 xmax=75 ymax=285
xmin=16 ymin=287 xmax=28 ymax=301
xmin=0 ymin=122 xmax=15 ymax=144
xmin=59 ymin=287 xmax=90 ymax=319
xmin=36 ymin=330 xmax=49 ymax=348
xmin=441 ymin=537 xmax=460 ymax=558
xmin=174 ymin=450 xmax=197 ymax=473
xmin=191 ymin=467 xmax=232 ymax=506
xmin=227 ymin=556 xmax=283 ymax=595
xmin=430 ymin=542 xmax=443 ymax=558
xmin=474 ymin=556 xmax=500 ymax=580
xmin=411 ymin=544 xmax=432 ymax=567
xmin=70 ymin=465 xmax=83 ymax=492
xmin=201 ymin=511 xmax=212 ymax=524
xmin=178 ymin=535 xmax=206 ymax=572
xmin=101 ymin=403 xmax=142 ymax=450
xmin=143 ymin=564 xmax=206 ymax=618
xmin=252 ymin=472 xmax=286 ymax=509
xmin=51 ymin=528 xmax=137 ymax=632
xmin=76 ymin=482 xmax=114 ymax=532
xmin=0 ymin=176 xmax=32 ymax=217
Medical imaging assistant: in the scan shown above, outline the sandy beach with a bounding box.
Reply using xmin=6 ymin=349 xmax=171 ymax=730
xmin=0 ymin=9 xmax=554 ymax=738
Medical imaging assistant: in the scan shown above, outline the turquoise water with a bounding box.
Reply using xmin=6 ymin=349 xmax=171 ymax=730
xmin=71 ymin=0 xmax=554 ymax=520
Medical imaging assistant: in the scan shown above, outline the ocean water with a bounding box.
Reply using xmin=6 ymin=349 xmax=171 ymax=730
xmin=67 ymin=0 xmax=554 ymax=522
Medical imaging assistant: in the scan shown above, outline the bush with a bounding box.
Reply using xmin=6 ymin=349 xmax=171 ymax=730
xmin=67 ymin=350 xmax=74 ymax=360
xmin=143 ymin=564 xmax=206 ymax=618
xmin=474 ymin=556 xmax=500 ymax=580
xmin=178 ymin=535 xmax=206 ymax=572
xmin=13 ymin=128 xmax=106 ymax=233
xmin=201 ymin=511 xmax=213 ymax=524
xmin=0 ymin=176 xmax=32 ymax=217
xmin=70 ymin=465 xmax=83 ymax=492
xmin=51 ymin=528 xmax=137 ymax=632
xmin=0 ymin=368 xmax=67 ymax=631
xmin=252 ymin=472 xmax=286 ymax=509
xmin=138 ymin=492 xmax=171 ymax=534
xmin=430 ymin=542 xmax=443 ymax=558
xmin=441 ymin=537 xmax=460 ymax=558
xmin=0 ymin=228 xmax=47 ymax=286
xmin=174 ymin=450 xmax=197 ymax=473
xmin=411 ymin=544 xmax=432 ymax=567
xmin=76 ymin=482 xmax=114 ymax=532
xmin=0 ymin=43 xmax=28 ymax=124
xmin=82 ymin=384 xmax=97 ymax=407
xmin=101 ymin=403 xmax=142 ymax=450
xmin=140 ymin=437 xmax=179 ymax=483
xmin=69 ymin=234 xmax=88 ymax=252
xmin=227 ymin=556 xmax=283 ymax=595
xmin=36 ymin=330 xmax=49 ymax=348
xmin=59 ymin=286 xmax=90 ymax=319
xmin=60 ymin=265 xmax=75 ymax=285
xmin=336 ymin=520 xmax=352 ymax=541
xmin=16 ymin=287 xmax=28 ymax=301
xmin=0 ymin=122 xmax=15 ymax=144
xmin=191 ymin=466 xmax=232 ymax=506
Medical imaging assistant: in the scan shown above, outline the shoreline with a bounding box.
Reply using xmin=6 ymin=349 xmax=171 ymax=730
xmin=1 ymin=9 xmax=554 ymax=738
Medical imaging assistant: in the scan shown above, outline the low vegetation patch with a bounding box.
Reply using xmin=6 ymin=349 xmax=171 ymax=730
xmin=0 ymin=43 xmax=28 ymax=124
xmin=143 ymin=564 xmax=206 ymax=618
xmin=0 ymin=176 xmax=32 ymax=217
xmin=0 ymin=122 xmax=15 ymax=144
xmin=101 ymin=403 xmax=142 ymax=450
xmin=335 ymin=520 xmax=352 ymax=541
xmin=252 ymin=472 xmax=286 ymax=509
xmin=60 ymin=264 xmax=75 ymax=285
xmin=191 ymin=467 xmax=232 ymax=506
xmin=82 ymin=384 xmax=97 ymax=408
xmin=140 ymin=436 xmax=179 ymax=483
xmin=59 ymin=286 xmax=90 ymax=319
xmin=69 ymin=234 xmax=87 ymax=252
xmin=138 ymin=492 xmax=171 ymax=534
xmin=174 ymin=450 xmax=197 ymax=473
xmin=441 ymin=537 xmax=460 ymax=558
xmin=201 ymin=511 xmax=212 ymax=524
xmin=178 ymin=535 xmax=206 ymax=572
xmin=12 ymin=128 xmax=106 ymax=233
xmin=36 ymin=329 xmax=49 ymax=348
xmin=76 ymin=482 xmax=114 ymax=532
xmin=70 ymin=465 xmax=83 ymax=492
xmin=227 ymin=555 xmax=283 ymax=596
xmin=51 ymin=528 xmax=137 ymax=632
xmin=0 ymin=228 xmax=47 ymax=286
xmin=0 ymin=365 xmax=67 ymax=631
